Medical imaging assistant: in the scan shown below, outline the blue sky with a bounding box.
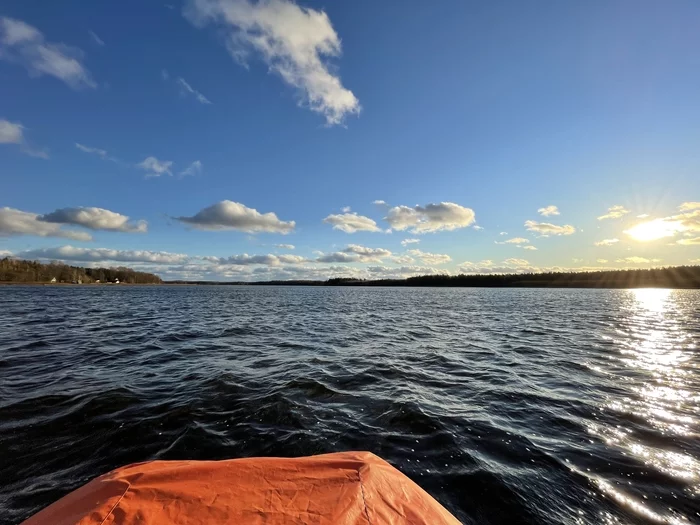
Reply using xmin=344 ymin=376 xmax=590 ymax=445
xmin=1 ymin=0 xmax=699 ymax=280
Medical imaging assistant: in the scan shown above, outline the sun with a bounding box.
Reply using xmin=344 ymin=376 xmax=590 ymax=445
xmin=624 ymin=219 xmax=686 ymax=242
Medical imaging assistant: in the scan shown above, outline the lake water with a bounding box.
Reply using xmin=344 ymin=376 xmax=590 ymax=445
xmin=0 ymin=286 xmax=698 ymax=524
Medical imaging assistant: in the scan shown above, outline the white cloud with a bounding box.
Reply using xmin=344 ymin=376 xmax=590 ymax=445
xmin=616 ymin=256 xmax=662 ymax=265
xmin=343 ymin=244 xmax=391 ymax=261
xmin=691 ymin=259 xmax=700 ymax=264
xmin=184 ymin=0 xmax=360 ymax=125
xmin=524 ymin=220 xmax=576 ymax=236
xmin=598 ymin=205 xmax=630 ymax=220
xmin=75 ymin=142 xmax=107 ymax=158
xmin=597 ymin=259 xmax=608 ymax=263
xmin=0 ymin=16 xmax=95 ymax=89
xmin=0 ymin=119 xmax=23 ymax=144
xmin=75 ymin=142 xmax=121 ymax=164
xmin=400 ymin=238 xmax=420 ymax=246
xmin=677 ymin=237 xmax=700 ymax=246
xmin=522 ymin=245 xmax=537 ymax=251
xmin=341 ymin=206 xmax=351 ymax=213
xmin=315 ymin=252 xmax=357 ymax=263
xmin=637 ymin=213 xmax=649 ymax=219
xmin=180 ymin=160 xmax=203 ymax=177
xmin=323 ymin=212 xmax=380 ymax=233
xmin=275 ymin=244 xmax=295 ymax=250
xmin=0 ymin=249 xmax=13 ymax=257
xmin=38 ymin=207 xmax=147 ymax=233
xmin=0 ymin=207 xmax=92 ymax=241
xmin=390 ymin=254 xmax=414 ymax=264
xmin=679 ymin=202 xmax=700 ymax=212
xmin=176 ymin=77 xmax=212 ymax=104
xmin=406 ymin=249 xmax=451 ymax=265
xmin=161 ymin=68 xmax=170 ymax=80
xmin=595 ymin=238 xmax=619 ymax=246
xmin=499 ymin=232 xmax=508 ymax=236
xmin=0 ymin=118 xmax=48 ymax=158
xmin=504 ymin=258 xmax=530 ymax=267
xmin=502 ymin=237 xmax=529 ymax=245
xmin=366 ymin=265 xmax=446 ymax=279
xmin=458 ymin=260 xmax=516 ymax=274
xmin=671 ymin=209 xmax=700 ymax=234
xmin=138 ymin=156 xmax=174 ymax=177
xmin=21 ymin=246 xmax=188 ymax=264
xmin=316 ymin=244 xmax=391 ymax=263
xmin=385 ymin=202 xmax=475 ymax=233
xmin=458 ymin=258 xmax=543 ymax=275
xmin=372 ymin=200 xmax=387 ymax=206
xmin=473 ymin=225 xmax=483 ymax=230
xmin=176 ymin=200 xmax=295 ymax=233
xmin=218 ymin=253 xmax=307 ymax=265
xmin=538 ymin=205 xmax=560 ymax=217
xmin=88 ymin=30 xmax=104 ymax=46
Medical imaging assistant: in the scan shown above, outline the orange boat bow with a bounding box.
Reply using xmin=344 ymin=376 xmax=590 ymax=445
xmin=22 ymin=451 xmax=461 ymax=524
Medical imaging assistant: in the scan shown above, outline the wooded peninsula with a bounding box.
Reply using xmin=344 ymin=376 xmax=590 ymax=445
xmin=0 ymin=257 xmax=162 ymax=284
xmin=2 ymin=257 xmax=700 ymax=288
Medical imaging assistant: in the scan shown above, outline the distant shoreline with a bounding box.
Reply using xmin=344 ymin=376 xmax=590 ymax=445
xmin=162 ymin=265 xmax=700 ymax=289
xmin=2 ymin=281 xmax=699 ymax=289
xmin=161 ymin=283 xmax=700 ymax=289
xmin=3 ymin=260 xmax=700 ymax=289
xmin=0 ymin=282 xmax=159 ymax=286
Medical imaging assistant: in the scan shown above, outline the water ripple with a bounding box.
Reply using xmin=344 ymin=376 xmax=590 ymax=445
xmin=0 ymin=286 xmax=698 ymax=524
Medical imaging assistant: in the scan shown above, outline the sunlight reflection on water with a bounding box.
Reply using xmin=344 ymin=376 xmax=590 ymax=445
xmin=585 ymin=289 xmax=699 ymax=523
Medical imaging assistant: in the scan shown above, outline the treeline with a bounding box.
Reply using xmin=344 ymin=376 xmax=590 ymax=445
xmin=327 ymin=266 xmax=700 ymax=289
xmin=0 ymin=257 xmax=162 ymax=284
xmin=166 ymin=266 xmax=700 ymax=288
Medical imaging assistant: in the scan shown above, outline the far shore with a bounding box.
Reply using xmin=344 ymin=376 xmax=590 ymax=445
xmin=0 ymin=282 xmax=159 ymax=286
xmin=2 ymin=263 xmax=700 ymax=289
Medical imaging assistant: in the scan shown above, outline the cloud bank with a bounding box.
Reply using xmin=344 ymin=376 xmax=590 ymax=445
xmin=21 ymin=246 xmax=188 ymax=264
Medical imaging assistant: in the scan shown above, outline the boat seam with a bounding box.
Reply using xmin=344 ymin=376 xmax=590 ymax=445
xmin=99 ymin=482 xmax=130 ymax=525
xmin=357 ymin=467 xmax=371 ymax=525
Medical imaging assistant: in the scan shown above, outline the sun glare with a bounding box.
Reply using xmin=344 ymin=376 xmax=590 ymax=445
xmin=624 ymin=219 xmax=686 ymax=242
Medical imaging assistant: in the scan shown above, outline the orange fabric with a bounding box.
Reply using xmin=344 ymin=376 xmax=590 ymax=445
xmin=22 ymin=451 xmax=460 ymax=525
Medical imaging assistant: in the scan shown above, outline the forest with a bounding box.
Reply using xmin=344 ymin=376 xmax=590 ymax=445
xmin=0 ymin=257 xmax=162 ymax=284
xmin=170 ymin=265 xmax=700 ymax=288
xmin=326 ymin=266 xmax=700 ymax=288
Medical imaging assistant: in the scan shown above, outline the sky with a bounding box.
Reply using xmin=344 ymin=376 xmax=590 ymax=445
xmin=1 ymin=0 xmax=700 ymax=281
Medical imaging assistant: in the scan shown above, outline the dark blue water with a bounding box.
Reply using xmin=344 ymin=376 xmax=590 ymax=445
xmin=1 ymin=286 xmax=698 ymax=524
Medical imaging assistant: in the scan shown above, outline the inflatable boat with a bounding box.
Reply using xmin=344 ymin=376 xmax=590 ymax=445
xmin=22 ymin=451 xmax=460 ymax=524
